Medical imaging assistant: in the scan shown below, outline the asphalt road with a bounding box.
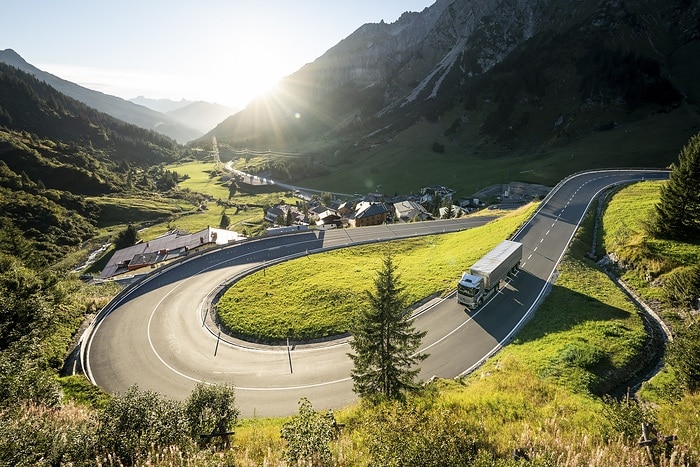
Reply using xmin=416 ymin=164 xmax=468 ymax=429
xmin=84 ymin=169 xmax=668 ymax=417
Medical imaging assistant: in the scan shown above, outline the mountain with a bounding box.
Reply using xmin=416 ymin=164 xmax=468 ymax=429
xmin=130 ymin=96 xmax=195 ymax=113
xmin=201 ymin=0 xmax=700 ymax=189
xmin=130 ymin=96 xmax=236 ymax=133
xmin=166 ymin=101 xmax=237 ymax=134
xmin=0 ymin=62 xmax=183 ymax=265
xmin=0 ymin=62 xmax=180 ymax=192
xmin=0 ymin=49 xmax=201 ymax=143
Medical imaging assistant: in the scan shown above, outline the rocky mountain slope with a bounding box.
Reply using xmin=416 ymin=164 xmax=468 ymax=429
xmin=202 ymin=0 xmax=700 ymax=180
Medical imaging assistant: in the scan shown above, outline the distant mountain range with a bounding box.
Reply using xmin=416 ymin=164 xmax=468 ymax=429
xmin=130 ymin=96 xmax=196 ymax=114
xmin=0 ymin=49 xmax=234 ymax=143
xmin=130 ymin=96 xmax=237 ymax=134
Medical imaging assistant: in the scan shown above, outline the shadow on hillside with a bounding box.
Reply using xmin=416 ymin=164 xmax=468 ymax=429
xmin=468 ymin=279 xmax=650 ymax=394
xmin=509 ymin=283 xmax=632 ymax=344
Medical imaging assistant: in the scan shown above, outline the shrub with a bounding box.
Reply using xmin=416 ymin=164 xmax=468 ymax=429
xmin=357 ymin=400 xmax=487 ymax=466
xmin=280 ymin=398 xmax=338 ymax=465
xmin=97 ymin=385 xmax=191 ymax=464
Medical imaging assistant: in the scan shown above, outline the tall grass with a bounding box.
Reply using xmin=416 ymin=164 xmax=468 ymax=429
xmin=224 ymin=212 xmax=696 ymax=463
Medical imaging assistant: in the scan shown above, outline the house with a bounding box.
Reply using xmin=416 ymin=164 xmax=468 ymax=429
xmin=337 ymin=201 xmax=354 ymax=217
xmin=264 ymin=206 xmax=287 ymax=224
xmin=100 ymin=227 xmax=245 ymax=278
xmin=308 ymin=205 xmax=329 ymax=220
xmin=438 ymin=205 xmax=465 ymax=219
xmin=350 ymin=202 xmax=389 ymax=227
xmin=393 ymin=200 xmax=431 ymax=222
xmin=317 ymin=210 xmax=342 ymax=228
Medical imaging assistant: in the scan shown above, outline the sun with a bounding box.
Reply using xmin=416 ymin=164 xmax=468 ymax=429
xmin=214 ymin=42 xmax=293 ymax=109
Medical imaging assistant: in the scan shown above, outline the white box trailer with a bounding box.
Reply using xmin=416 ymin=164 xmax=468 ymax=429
xmin=457 ymin=240 xmax=522 ymax=309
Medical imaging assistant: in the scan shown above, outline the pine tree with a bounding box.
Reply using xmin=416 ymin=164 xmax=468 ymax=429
xmin=114 ymin=224 xmax=139 ymax=249
xmin=348 ymin=255 xmax=428 ymax=401
xmin=654 ymin=133 xmax=700 ymax=240
xmin=220 ymin=211 xmax=231 ymax=229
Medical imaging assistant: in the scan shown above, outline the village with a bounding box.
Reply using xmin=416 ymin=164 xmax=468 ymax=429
xmin=97 ymin=179 xmax=550 ymax=281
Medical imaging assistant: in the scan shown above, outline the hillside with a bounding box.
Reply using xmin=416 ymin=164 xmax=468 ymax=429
xmin=0 ymin=49 xmax=201 ymax=143
xmin=199 ymin=0 xmax=700 ymax=194
xmin=0 ymin=62 xmax=182 ymax=265
xmin=130 ymin=96 xmax=236 ymax=133
xmin=166 ymin=100 xmax=237 ymax=134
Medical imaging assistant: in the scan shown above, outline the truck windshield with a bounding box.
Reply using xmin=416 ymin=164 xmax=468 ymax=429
xmin=458 ymin=283 xmax=478 ymax=297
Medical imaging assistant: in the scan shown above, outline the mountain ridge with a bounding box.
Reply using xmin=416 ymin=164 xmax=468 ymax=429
xmin=0 ymin=62 xmax=180 ymax=192
xmin=199 ymin=0 xmax=700 ymax=191
xmin=130 ymin=96 xmax=237 ymax=134
xmin=0 ymin=49 xmax=201 ymax=143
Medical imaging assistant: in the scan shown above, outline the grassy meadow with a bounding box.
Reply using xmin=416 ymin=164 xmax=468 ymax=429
xmin=221 ymin=179 xmax=698 ymax=465
xmin=91 ymin=161 xmax=298 ymax=245
xmin=215 ymin=203 xmax=537 ymax=341
xmin=601 ymin=180 xmax=700 ymax=304
xmin=292 ymin=103 xmax=699 ymax=197
xmin=169 ymin=160 xmax=232 ymax=200
xmin=87 ymin=195 xmax=194 ymax=228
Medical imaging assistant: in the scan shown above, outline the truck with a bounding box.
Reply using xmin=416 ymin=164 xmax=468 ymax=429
xmin=457 ymin=240 xmax=523 ymax=310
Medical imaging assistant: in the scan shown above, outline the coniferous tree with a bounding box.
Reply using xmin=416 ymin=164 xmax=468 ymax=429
xmin=348 ymin=255 xmax=427 ymax=401
xmin=653 ymin=133 xmax=700 ymax=240
xmin=321 ymin=192 xmax=332 ymax=207
xmin=220 ymin=211 xmax=231 ymax=229
xmin=114 ymin=224 xmax=139 ymax=249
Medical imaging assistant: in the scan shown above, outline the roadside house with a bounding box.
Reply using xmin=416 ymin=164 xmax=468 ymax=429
xmin=393 ymin=200 xmax=431 ymax=222
xmin=316 ymin=209 xmax=342 ymax=228
xmin=350 ymin=202 xmax=389 ymax=227
xmin=100 ymin=227 xmax=244 ymax=278
xmin=264 ymin=206 xmax=286 ymax=224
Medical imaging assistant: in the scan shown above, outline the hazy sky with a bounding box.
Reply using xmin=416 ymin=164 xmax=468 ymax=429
xmin=2 ymin=1 xmax=436 ymax=109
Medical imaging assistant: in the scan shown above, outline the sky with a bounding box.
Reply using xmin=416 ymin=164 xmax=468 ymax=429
xmin=2 ymin=1 xmax=436 ymax=109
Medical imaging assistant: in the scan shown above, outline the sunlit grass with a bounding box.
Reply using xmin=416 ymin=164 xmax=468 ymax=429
xmin=216 ymin=204 xmax=537 ymax=341
xmin=93 ymin=161 xmax=303 ymax=245
xmin=169 ymin=160 xmax=231 ymax=200
xmin=508 ymin=256 xmax=647 ymax=394
xmin=57 ymin=177 xmax=700 ymax=464
xmin=87 ymin=194 xmax=193 ymax=228
xmin=602 ymin=180 xmax=700 ymax=283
